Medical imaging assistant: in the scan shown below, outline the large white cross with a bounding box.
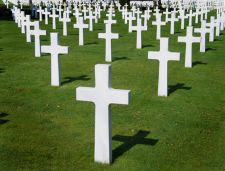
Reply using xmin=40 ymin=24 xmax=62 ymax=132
xmin=98 ymin=22 xmax=119 ymax=62
xmin=148 ymin=38 xmax=180 ymax=96
xmin=41 ymin=33 xmax=68 ymax=86
xmin=30 ymin=21 xmax=47 ymax=57
xmin=194 ymin=20 xmax=210 ymax=52
xmin=76 ymin=64 xmax=131 ymax=164
xmin=132 ymin=18 xmax=147 ymax=49
xmin=74 ymin=17 xmax=88 ymax=46
xmin=59 ymin=12 xmax=71 ymax=36
xmin=178 ymin=26 xmax=200 ymax=68
xmin=152 ymin=14 xmax=166 ymax=39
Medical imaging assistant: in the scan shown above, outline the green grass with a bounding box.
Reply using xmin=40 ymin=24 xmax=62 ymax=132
xmin=0 ymin=6 xmax=225 ymax=170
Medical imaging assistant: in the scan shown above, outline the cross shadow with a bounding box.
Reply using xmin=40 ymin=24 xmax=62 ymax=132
xmin=0 ymin=48 xmax=3 ymax=51
xmin=113 ymin=56 xmax=130 ymax=62
xmin=192 ymin=61 xmax=207 ymax=67
xmin=214 ymin=38 xmax=222 ymax=42
xmin=168 ymin=83 xmax=192 ymax=95
xmin=142 ymin=44 xmax=154 ymax=48
xmin=61 ymin=75 xmax=90 ymax=85
xmin=206 ymin=47 xmax=216 ymax=52
xmin=112 ymin=130 xmax=158 ymax=162
xmin=85 ymin=41 xmax=98 ymax=45
xmin=175 ymin=31 xmax=182 ymax=34
xmin=0 ymin=112 xmax=9 ymax=125
xmin=0 ymin=68 xmax=5 ymax=74
xmin=95 ymin=28 xmax=103 ymax=31
xmin=119 ymin=35 xmax=123 ymax=38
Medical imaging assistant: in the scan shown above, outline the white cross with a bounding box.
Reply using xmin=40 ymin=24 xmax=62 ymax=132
xmin=141 ymin=10 xmax=151 ymax=27
xmin=163 ymin=8 xmax=171 ymax=23
xmin=178 ymin=26 xmax=200 ymax=68
xmin=74 ymin=17 xmax=88 ymax=46
xmin=178 ymin=10 xmax=188 ymax=29
xmin=42 ymin=8 xmax=50 ymax=25
xmin=30 ymin=21 xmax=47 ymax=57
xmin=148 ymin=38 xmax=180 ymax=96
xmin=152 ymin=13 xmax=166 ymax=39
xmin=187 ymin=10 xmax=195 ymax=26
xmin=59 ymin=12 xmax=71 ymax=36
xmin=41 ymin=33 xmax=68 ymax=86
xmin=85 ymin=10 xmax=95 ymax=31
xmin=76 ymin=64 xmax=130 ymax=164
xmin=206 ymin=16 xmax=215 ymax=42
xmin=127 ymin=12 xmax=136 ymax=33
xmin=98 ymin=22 xmax=119 ymax=62
xmin=57 ymin=5 xmax=63 ymax=19
xmin=24 ymin=15 xmax=34 ymax=43
xmin=168 ymin=11 xmax=178 ymax=34
xmin=37 ymin=5 xmax=44 ymax=21
xmin=20 ymin=11 xmax=26 ymax=34
xmin=194 ymin=20 xmax=210 ymax=52
xmin=132 ymin=18 xmax=147 ymax=49
xmin=49 ymin=8 xmax=59 ymax=29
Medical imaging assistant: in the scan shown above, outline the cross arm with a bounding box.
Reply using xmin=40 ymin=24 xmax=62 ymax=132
xmin=76 ymin=87 xmax=96 ymax=103
xmin=98 ymin=33 xmax=106 ymax=39
xmin=148 ymin=51 xmax=160 ymax=61
xmin=108 ymin=88 xmax=131 ymax=105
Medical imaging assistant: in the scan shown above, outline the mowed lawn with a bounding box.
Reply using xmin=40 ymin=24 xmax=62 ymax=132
xmin=0 ymin=4 xmax=225 ymax=170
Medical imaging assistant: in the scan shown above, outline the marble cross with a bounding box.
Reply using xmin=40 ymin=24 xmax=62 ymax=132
xmin=132 ymin=18 xmax=147 ymax=49
xmin=152 ymin=13 xmax=166 ymax=39
xmin=86 ymin=10 xmax=95 ymax=31
xmin=37 ymin=5 xmax=44 ymax=21
xmin=49 ymin=8 xmax=59 ymax=29
xmin=194 ymin=20 xmax=210 ymax=52
xmin=42 ymin=8 xmax=50 ymax=25
xmin=168 ymin=11 xmax=178 ymax=34
xmin=148 ymin=38 xmax=180 ymax=96
xmin=98 ymin=22 xmax=119 ymax=62
xmin=41 ymin=33 xmax=68 ymax=86
xmin=76 ymin=64 xmax=130 ymax=164
xmin=24 ymin=15 xmax=34 ymax=43
xmin=178 ymin=26 xmax=200 ymax=68
xmin=163 ymin=8 xmax=171 ymax=23
xmin=59 ymin=12 xmax=71 ymax=36
xmin=206 ymin=16 xmax=215 ymax=42
xmin=30 ymin=21 xmax=47 ymax=57
xmin=178 ymin=10 xmax=187 ymax=29
xmin=74 ymin=17 xmax=88 ymax=46
xmin=127 ymin=12 xmax=136 ymax=33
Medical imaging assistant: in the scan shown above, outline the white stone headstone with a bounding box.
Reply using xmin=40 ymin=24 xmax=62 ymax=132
xmin=148 ymin=38 xmax=180 ymax=96
xmin=30 ymin=21 xmax=47 ymax=57
xmin=41 ymin=33 xmax=68 ymax=86
xmin=74 ymin=17 xmax=88 ymax=46
xmin=178 ymin=26 xmax=200 ymax=68
xmin=98 ymin=22 xmax=119 ymax=62
xmin=76 ymin=64 xmax=131 ymax=164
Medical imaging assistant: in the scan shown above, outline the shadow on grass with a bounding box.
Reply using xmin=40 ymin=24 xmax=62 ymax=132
xmin=206 ymin=47 xmax=216 ymax=52
xmin=85 ymin=41 xmax=98 ymax=45
xmin=0 ymin=112 xmax=9 ymax=125
xmin=168 ymin=83 xmax=192 ymax=95
xmin=193 ymin=61 xmax=207 ymax=67
xmin=61 ymin=75 xmax=90 ymax=85
xmin=113 ymin=56 xmax=130 ymax=62
xmin=112 ymin=130 xmax=158 ymax=162
xmin=142 ymin=44 xmax=154 ymax=48
xmin=0 ymin=48 xmax=3 ymax=51
xmin=0 ymin=68 xmax=5 ymax=73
